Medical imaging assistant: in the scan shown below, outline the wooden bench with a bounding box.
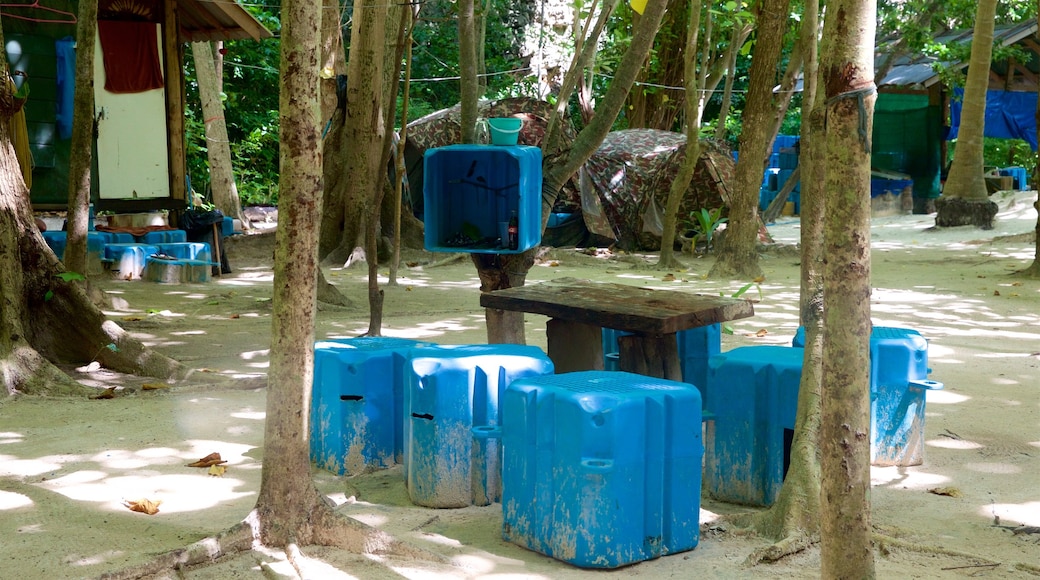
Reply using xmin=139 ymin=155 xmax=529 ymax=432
xmin=480 ymin=279 xmax=754 ymax=381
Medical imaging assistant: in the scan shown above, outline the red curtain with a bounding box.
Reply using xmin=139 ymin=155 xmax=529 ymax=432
xmin=98 ymin=20 xmax=164 ymax=93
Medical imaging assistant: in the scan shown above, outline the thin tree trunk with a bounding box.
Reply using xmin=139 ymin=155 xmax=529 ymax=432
xmin=745 ymin=0 xmax=823 ymax=563
xmin=656 ymin=0 xmax=705 ymax=269
xmin=62 ymin=0 xmax=98 ymax=278
xmin=458 ymin=0 xmax=479 ymax=144
xmin=390 ymin=4 xmax=417 ymax=286
xmin=192 ymin=41 xmax=249 ymax=228
xmin=713 ymin=24 xmax=749 ymax=141
xmin=818 ymin=0 xmax=876 ymax=576
xmin=709 ymin=0 xmax=791 ymax=280
xmin=935 ymin=0 xmax=999 ymax=228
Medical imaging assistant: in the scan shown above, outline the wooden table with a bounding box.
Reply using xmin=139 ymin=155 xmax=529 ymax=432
xmin=480 ymin=279 xmax=754 ymax=381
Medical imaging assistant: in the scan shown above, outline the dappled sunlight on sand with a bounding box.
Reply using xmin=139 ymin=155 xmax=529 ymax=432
xmin=871 ymin=466 xmax=950 ymax=488
xmin=985 ymin=501 xmax=1040 ymax=527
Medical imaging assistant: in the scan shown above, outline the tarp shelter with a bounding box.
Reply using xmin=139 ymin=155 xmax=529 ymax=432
xmin=4 ymin=0 xmax=272 ymax=213
xmin=580 ymin=129 xmax=735 ymax=251
xmin=402 ymin=97 xmax=580 ymax=219
xmin=948 ymin=88 xmax=1038 ymax=151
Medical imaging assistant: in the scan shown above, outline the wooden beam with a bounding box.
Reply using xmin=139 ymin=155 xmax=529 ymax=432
xmin=164 ymin=0 xmax=187 ymax=207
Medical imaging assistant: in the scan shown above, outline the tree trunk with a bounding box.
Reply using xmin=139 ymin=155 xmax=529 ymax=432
xmin=656 ymin=0 xmax=705 ymax=269
xmin=191 ymin=41 xmax=250 ymax=228
xmin=713 ymin=24 xmax=750 ymax=141
xmin=818 ymin=0 xmax=876 ymax=577
xmin=474 ymin=0 xmax=670 ymax=344
xmin=0 ymin=22 xmax=189 ymax=398
xmin=746 ymin=0 xmax=823 ymax=563
xmin=458 ymin=0 xmax=479 ymax=144
xmin=1027 ymin=18 xmax=1040 ymax=279
xmin=62 ymin=0 xmax=98 ymax=278
xmin=935 ymin=0 xmax=999 ymax=228
xmin=709 ymin=0 xmax=791 ymax=280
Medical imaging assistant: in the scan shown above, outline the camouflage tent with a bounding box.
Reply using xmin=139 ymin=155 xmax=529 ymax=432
xmin=402 ymin=97 xmax=580 ymax=217
xmin=579 ymin=129 xmax=736 ymax=250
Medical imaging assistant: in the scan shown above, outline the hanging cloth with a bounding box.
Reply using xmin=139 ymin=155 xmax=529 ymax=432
xmin=55 ymin=36 xmax=76 ymax=138
xmin=97 ymin=20 xmax=164 ymax=94
xmin=7 ymin=74 xmax=33 ymax=189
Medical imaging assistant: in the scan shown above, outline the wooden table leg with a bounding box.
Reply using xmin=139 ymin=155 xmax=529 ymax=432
xmin=546 ymin=318 xmax=604 ymax=373
xmin=617 ymin=333 xmax=682 ymax=381
xmin=211 ymin=222 xmax=222 ymax=277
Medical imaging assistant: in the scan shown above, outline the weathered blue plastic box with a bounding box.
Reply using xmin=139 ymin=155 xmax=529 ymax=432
xmin=423 ymin=145 xmax=542 ymax=254
xmin=310 ymin=337 xmax=429 ymax=475
xmin=156 ymin=242 xmax=211 ymax=262
xmin=104 ymin=243 xmax=159 ymax=280
xmin=792 ymin=326 xmax=942 ymax=466
xmin=704 ymin=346 xmax=803 ymax=507
xmin=602 ymin=325 xmax=721 ymax=392
xmin=405 ymin=344 xmax=553 ymax=508
xmin=142 ymin=256 xmax=211 ymax=283
xmin=138 ymin=229 xmax=188 ymax=244
xmin=95 ymin=231 xmax=135 ymax=244
xmin=502 ymin=371 xmax=703 ymax=568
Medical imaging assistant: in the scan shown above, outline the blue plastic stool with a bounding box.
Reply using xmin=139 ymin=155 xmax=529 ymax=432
xmin=704 ymin=346 xmax=802 ymax=507
xmin=310 ymin=337 xmax=432 ymax=475
xmin=104 ymin=244 xmax=159 ymax=279
xmin=405 ymin=344 xmax=554 ymax=508
xmin=502 ymin=371 xmax=703 ymax=568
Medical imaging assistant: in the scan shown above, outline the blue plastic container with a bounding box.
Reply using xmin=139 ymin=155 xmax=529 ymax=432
xmin=423 ymin=145 xmax=542 ymax=254
xmin=94 ymin=231 xmax=135 ymax=244
xmin=142 ymin=256 xmax=211 ymax=283
xmin=104 ymin=244 xmax=159 ymax=280
xmin=999 ymin=167 xmax=1028 ymax=190
xmin=139 ymin=229 xmax=188 ymax=244
xmin=221 ymin=216 xmax=235 ymax=237
xmin=502 ymin=371 xmax=702 ymax=568
xmin=405 ymin=344 xmax=554 ymax=507
xmin=704 ymin=346 xmax=803 ymax=507
xmin=601 ymin=324 xmax=720 ymax=392
xmin=777 ymin=168 xmax=800 ymax=192
xmin=310 ymin=337 xmax=430 ymax=476
xmin=791 ymin=325 xmax=942 ymax=465
xmin=779 ymin=149 xmax=799 ymax=170
xmin=156 ymin=242 xmax=212 ymax=263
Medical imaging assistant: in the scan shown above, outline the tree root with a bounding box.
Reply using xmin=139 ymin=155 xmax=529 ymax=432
xmin=97 ymin=521 xmax=254 ymax=580
xmin=872 ymin=530 xmax=1001 ymax=567
xmin=744 ymin=533 xmax=819 ymax=565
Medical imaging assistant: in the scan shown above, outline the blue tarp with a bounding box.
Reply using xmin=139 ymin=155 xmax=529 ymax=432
xmin=948 ymin=88 xmax=1038 ymax=151
xmin=55 ymin=37 xmax=76 ymax=139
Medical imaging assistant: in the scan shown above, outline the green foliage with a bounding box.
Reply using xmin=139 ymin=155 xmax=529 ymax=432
xmin=949 ymin=137 xmax=1037 ymax=174
xmin=683 ymin=207 xmax=727 ymax=249
xmin=721 ymin=280 xmax=761 ymax=335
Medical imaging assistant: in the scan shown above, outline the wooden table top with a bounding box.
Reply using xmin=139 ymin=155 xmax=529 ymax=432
xmin=480 ymin=278 xmax=754 ymax=335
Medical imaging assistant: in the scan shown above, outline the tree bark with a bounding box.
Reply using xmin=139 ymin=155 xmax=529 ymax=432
xmin=458 ymin=0 xmax=479 ymax=144
xmin=709 ymin=0 xmax=791 ymax=280
xmin=191 ymin=41 xmax=249 ymax=228
xmin=656 ymin=0 xmax=705 ymax=269
xmin=746 ymin=0 xmax=823 ymax=562
xmin=713 ymin=24 xmax=752 ymax=141
xmin=818 ymin=0 xmax=876 ymax=576
xmin=62 ymin=0 xmax=98 ymax=278
xmin=935 ymin=0 xmax=999 ymax=228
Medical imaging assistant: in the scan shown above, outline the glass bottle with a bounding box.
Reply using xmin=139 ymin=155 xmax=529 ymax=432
xmin=507 ymin=210 xmax=519 ymax=250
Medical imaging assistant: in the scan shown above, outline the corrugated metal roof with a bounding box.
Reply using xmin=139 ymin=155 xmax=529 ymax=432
xmin=878 ymin=20 xmax=1038 ymax=88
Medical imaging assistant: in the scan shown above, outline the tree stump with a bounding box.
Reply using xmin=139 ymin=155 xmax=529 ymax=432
xmin=934 ymin=197 xmax=998 ymax=229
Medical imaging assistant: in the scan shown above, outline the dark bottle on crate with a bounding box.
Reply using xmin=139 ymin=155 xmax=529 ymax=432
xmin=507 ymin=210 xmax=519 ymax=250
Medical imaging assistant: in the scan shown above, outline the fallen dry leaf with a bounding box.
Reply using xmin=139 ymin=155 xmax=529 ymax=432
xmin=141 ymin=383 xmax=169 ymax=391
xmin=121 ymin=316 xmax=143 ymax=322
xmin=406 ymin=261 xmax=419 ymax=267
xmin=124 ymin=498 xmax=162 ymax=515
xmin=229 ymin=314 xmax=240 ymax=319
xmin=91 ymin=387 xmax=117 ymax=400
xmin=754 ymin=329 xmax=769 ymax=337
xmin=549 ymin=261 xmax=559 ymax=267
xmin=1012 ymin=281 xmax=1023 ymax=286
xmin=662 ymin=273 xmax=676 ymax=281
xmin=752 ymin=275 xmax=766 ymax=284
xmin=406 ymin=286 xmax=413 ymax=291
xmin=208 ymin=464 xmax=227 ymax=477
xmin=927 ymin=486 xmax=962 ymax=498
xmin=187 ymin=452 xmax=228 ymax=468
xmin=993 ymin=290 xmax=1001 ymax=296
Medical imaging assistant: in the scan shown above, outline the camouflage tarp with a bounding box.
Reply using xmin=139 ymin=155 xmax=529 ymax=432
xmin=402 ymin=97 xmax=580 ymax=217
xmin=579 ymin=129 xmax=736 ymax=251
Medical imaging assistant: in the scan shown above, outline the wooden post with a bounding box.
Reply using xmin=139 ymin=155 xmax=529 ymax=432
xmin=545 ymin=319 xmax=604 ymax=373
xmin=618 ymin=333 xmax=682 ymax=381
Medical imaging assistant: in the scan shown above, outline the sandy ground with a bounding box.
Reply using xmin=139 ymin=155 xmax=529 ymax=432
xmin=2 ymin=191 xmax=1039 ymax=579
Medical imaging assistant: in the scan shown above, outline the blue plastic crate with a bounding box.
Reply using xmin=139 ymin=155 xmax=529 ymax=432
xmin=704 ymin=346 xmax=803 ymax=507
xmin=423 ymin=145 xmax=542 ymax=254
xmin=870 ymin=178 xmax=913 ymax=198
xmin=310 ymin=337 xmax=431 ymax=475
xmin=139 ymin=229 xmax=188 ymax=244
xmin=503 ymin=371 xmax=702 ymax=568
xmin=793 ymin=325 xmax=943 ymax=466
xmin=778 ymin=168 xmax=800 ymax=193
xmin=405 ymin=344 xmax=554 ymax=508
xmin=142 ymin=256 xmax=211 ymax=283
xmin=601 ymin=325 xmax=720 ymax=391
xmin=104 ymin=244 xmax=159 ymax=280
xmin=778 ymin=149 xmax=799 ymax=170
xmin=221 ymin=216 xmax=235 ymax=237
xmin=156 ymin=242 xmax=212 ymax=263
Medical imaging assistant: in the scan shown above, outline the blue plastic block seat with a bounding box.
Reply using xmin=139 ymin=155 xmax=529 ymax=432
xmin=104 ymin=244 xmax=159 ymax=279
xmin=156 ymin=242 xmax=212 ymax=263
xmin=405 ymin=344 xmax=554 ymax=508
xmin=138 ymin=229 xmax=188 ymax=244
xmin=792 ymin=326 xmax=943 ymax=466
xmin=310 ymin=337 xmax=431 ymax=475
xmin=602 ymin=324 xmax=720 ymax=392
xmin=502 ymin=371 xmax=703 ymax=568
xmin=704 ymin=346 xmax=803 ymax=507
